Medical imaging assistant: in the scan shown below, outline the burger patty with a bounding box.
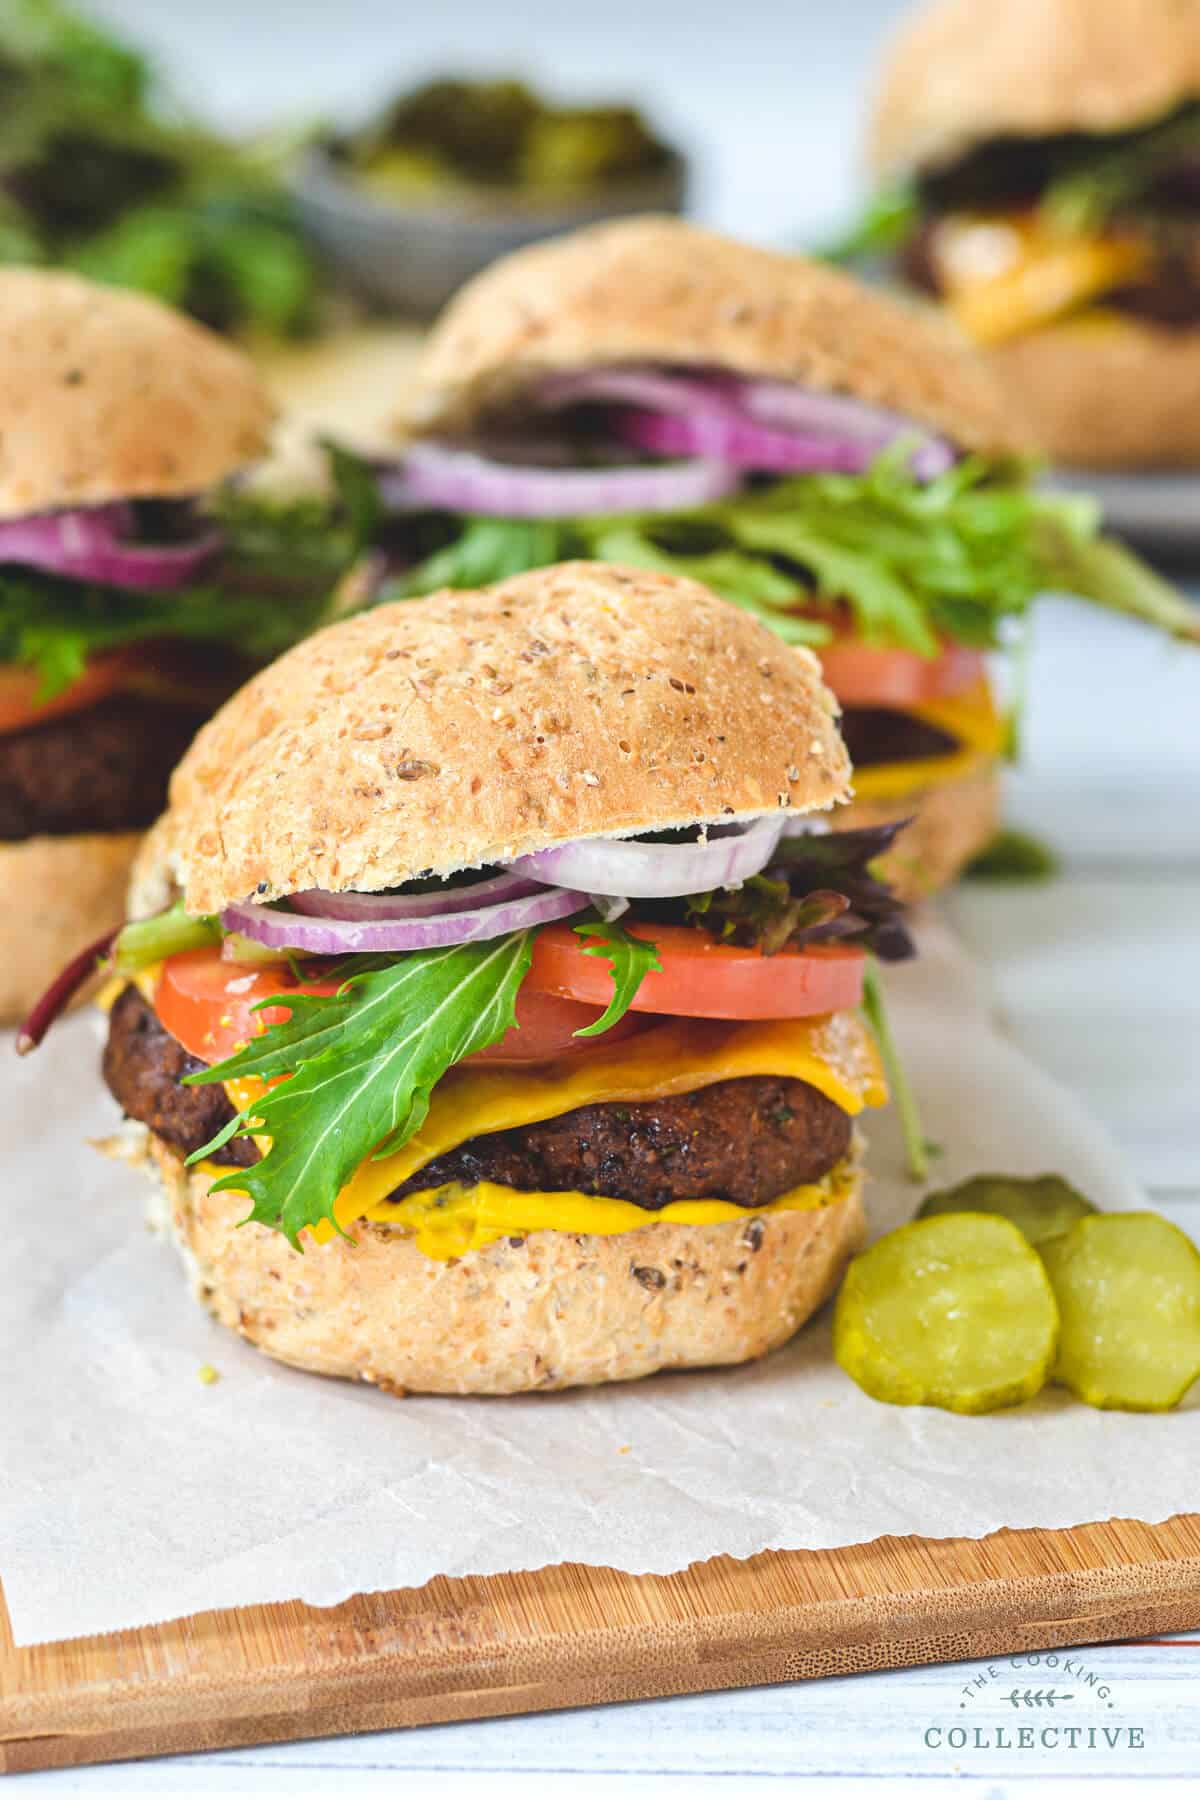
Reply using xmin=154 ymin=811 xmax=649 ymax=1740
xmin=0 ymin=695 xmax=210 ymax=840
xmin=103 ymin=984 xmax=259 ymax=1169
xmin=103 ymin=986 xmax=853 ymax=1208
xmin=902 ymin=214 xmax=1200 ymax=330
xmin=840 ymin=707 xmax=959 ymax=768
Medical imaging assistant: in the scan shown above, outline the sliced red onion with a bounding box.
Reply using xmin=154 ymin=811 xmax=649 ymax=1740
xmin=588 ymin=893 xmax=630 ymax=924
xmin=222 ymin=884 xmax=589 ymax=953
xmin=289 ymin=871 xmax=541 ymax=921
xmin=377 ymin=443 xmax=739 ymax=518
xmin=612 ymin=407 xmax=900 ymax=476
xmin=506 ymin=815 xmax=786 ymax=898
xmin=739 ymin=381 xmax=955 ymax=479
xmin=0 ymin=502 xmax=222 ymax=589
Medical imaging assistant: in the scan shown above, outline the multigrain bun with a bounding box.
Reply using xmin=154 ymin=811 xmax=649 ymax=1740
xmin=984 ymin=319 xmax=1200 ymax=468
xmin=0 ymin=270 xmax=273 ymax=518
xmin=843 ymin=760 xmax=1000 ymax=903
xmin=0 ymin=832 xmax=140 ymax=1024
xmin=399 ymin=215 xmax=1021 ymax=456
xmin=135 ymin=562 xmax=852 ymax=917
xmin=137 ymin=1130 xmax=865 ymax=1395
xmin=869 ymin=0 xmax=1200 ymax=179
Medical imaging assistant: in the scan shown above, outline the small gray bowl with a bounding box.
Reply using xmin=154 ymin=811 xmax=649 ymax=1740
xmin=292 ymin=144 xmax=688 ymax=317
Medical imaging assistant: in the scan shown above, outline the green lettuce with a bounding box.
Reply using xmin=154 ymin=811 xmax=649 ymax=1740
xmin=383 ymin=449 xmax=1199 ymax=652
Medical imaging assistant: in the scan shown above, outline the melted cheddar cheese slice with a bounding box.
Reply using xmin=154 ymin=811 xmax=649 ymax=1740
xmin=849 ymin=676 xmax=1005 ymax=803
xmin=348 ymin=1162 xmax=857 ymax=1260
xmin=930 ymin=211 xmax=1150 ymax=346
xmin=221 ymin=1009 xmax=885 ymax=1241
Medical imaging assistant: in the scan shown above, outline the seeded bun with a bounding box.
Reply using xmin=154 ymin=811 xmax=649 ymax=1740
xmin=399 ymin=215 xmax=1021 ymax=456
xmin=0 ymin=270 xmax=273 ymax=519
xmin=0 ymin=832 xmax=140 ymax=1025
xmin=134 ymin=562 xmax=852 ymax=917
xmin=133 ymin=1130 xmax=865 ymax=1395
xmin=983 ymin=319 xmax=1200 ymax=468
xmin=869 ymin=0 xmax=1200 ymax=179
xmin=843 ymin=760 xmax=1000 ymax=902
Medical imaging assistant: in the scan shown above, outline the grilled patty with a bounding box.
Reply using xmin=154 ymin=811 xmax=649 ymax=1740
xmin=103 ymin=986 xmax=853 ymax=1209
xmin=0 ymin=695 xmax=210 ymax=840
xmin=840 ymin=707 xmax=959 ymax=768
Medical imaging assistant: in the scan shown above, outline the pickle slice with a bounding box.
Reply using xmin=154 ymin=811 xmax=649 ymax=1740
xmin=918 ymin=1174 xmax=1096 ymax=1247
xmin=833 ymin=1214 xmax=1058 ymax=1414
xmin=1040 ymin=1213 xmax=1200 ymax=1411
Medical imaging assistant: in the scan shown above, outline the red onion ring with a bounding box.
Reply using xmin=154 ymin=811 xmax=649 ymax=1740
xmin=289 ymin=872 xmax=541 ymax=921
xmin=612 ymin=407 xmax=895 ymax=476
xmin=506 ymin=815 xmax=786 ymax=898
xmin=739 ymin=381 xmax=955 ymax=480
xmin=222 ymin=883 xmax=589 ymax=953
xmin=0 ymin=502 xmax=222 ymax=589
xmin=377 ymin=443 xmax=739 ymax=518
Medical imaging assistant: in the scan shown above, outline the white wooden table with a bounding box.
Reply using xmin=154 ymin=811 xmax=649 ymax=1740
xmin=21 ymin=608 xmax=1200 ymax=1794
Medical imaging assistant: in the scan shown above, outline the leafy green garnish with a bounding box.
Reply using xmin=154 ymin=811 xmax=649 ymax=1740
xmin=0 ymin=488 xmax=358 ymax=698
xmin=964 ymin=828 xmax=1059 ymax=883
xmin=114 ymin=900 xmax=219 ymax=973
xmin=816 ymin=180 xmax=921 ymax=266
xmin=381 ymin=446 xmax=1199 ymax=654
xmin=569 ymin=915 xmax=661 ymax=1037
xmin=862 ymin=960 xmax=927 ymax=1183
xmin=186 ymin=936 xmax=535 ymax=1246
xmin=1040 ymin=102 xmax=1200 ymax=236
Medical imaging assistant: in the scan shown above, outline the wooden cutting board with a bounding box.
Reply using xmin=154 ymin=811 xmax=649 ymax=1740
xmin=4 ymin=1515 xmax=1200 ymax=1774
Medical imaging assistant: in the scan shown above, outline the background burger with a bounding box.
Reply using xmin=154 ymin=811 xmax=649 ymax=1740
xmin=38 ymin=562 xmax=913 ymax=1396
xmin=0 ymin=270 xmax=359 ymax=1022
xmin=856 ymin=0 xmax=1200 ymax=468
xmin=342 ymin=216 xmax=1197 ymax=900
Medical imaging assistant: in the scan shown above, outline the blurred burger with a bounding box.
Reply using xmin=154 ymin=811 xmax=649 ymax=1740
xmin=862 ymin=0 xmax=1200 ymax=467
xmin=346 ymin=216 xmax=1196 ymax=898
xmin=30 ymin=563 xmax=912 ymax=1395
xmin=0 ymin=270 xmax=353 ymax=1022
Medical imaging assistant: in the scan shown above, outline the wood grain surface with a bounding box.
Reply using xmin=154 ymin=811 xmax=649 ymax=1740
xmin=4 ymin=1515 xmax=1200 ymax=1774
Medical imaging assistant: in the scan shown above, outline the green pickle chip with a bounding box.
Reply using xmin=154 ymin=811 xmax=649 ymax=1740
xmin=833 ymin=1214 xmax=1059 ymax=1414
xmin=1040 ymin=1213 xmax=1200 ymax=1411
xmin=918 ymin=1174 xmax=1096 ymax=1247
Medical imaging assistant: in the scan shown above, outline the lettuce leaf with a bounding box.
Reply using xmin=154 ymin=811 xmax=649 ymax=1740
xmin=187 ymin=934 xmax=535 ymax=1247
xmin=382 ymin=449 xmax=1199 ymax=652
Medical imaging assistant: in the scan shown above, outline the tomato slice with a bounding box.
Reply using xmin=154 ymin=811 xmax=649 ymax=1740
xmin=154 ymin=949 xmax=342 ymax=1064
xmin=817 ymin=638 xmax=986 ymax=710
xmin=527 ymin=923 xmax=864 ymax=1020
xmin=0 ymin=649 xmax=144 ymax=737
xmin=0 ymin=642 xmax=244 ymax=739
xmin=466 ymin=986 xmax=654 ymax=1065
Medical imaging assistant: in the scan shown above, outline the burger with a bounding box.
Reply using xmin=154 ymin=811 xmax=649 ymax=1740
xmin=860 ymin=0 xmax=1200 ymax=467
xmin=0 ymin=270 xmax=354 ymax=1022
xmin=30 ymin=563 xmax=912 ymax=1396
xmin=345 ymin=216 xmax=1196 ymax=900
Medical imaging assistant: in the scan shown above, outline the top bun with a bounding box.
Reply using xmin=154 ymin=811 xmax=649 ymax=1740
xmin=135 ymin=562 xmax=851 ymax=917
xmin=0 ymin=270 xmax=274 ymax=519
xmin=870 ymin=0 xmax=1200 ymax=178
xmin=400 ymin=215 xmax=1020 ymax=456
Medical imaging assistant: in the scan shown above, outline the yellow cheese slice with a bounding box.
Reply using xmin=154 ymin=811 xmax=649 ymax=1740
xmin=849 ymin=676 xmax=1005 ymax=803
xmin=355 ymin=1163 xmax=859 ymax=1260
xmin=221 ymin=1008 xmax=885 ymax=1237
xmin=931 ymin=211 xmax=1150 ymax=346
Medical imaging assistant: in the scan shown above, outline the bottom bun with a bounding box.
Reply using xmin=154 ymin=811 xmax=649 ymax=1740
xmin=841 ymin=758 xmax=999 ymax=901
xmin=0 ymin=831 xmax=142 ymax=1025
xmin=138 ymin=1134 xmax=867 ymax=1395
xmin=987 ymin=319 xmax=1200 ymax=468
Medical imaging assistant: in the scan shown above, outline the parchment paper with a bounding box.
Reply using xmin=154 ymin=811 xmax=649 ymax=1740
xmin=2 ymin=916 xmax=1192 ymax=1647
